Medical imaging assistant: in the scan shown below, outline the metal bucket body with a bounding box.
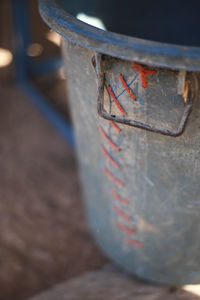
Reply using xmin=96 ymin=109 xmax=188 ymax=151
xmin=39 ymin=0 xmax=200 ymax=285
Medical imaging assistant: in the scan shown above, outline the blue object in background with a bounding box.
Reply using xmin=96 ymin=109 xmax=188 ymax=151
xmin=11 ymin=0 xmax=75 ymax=147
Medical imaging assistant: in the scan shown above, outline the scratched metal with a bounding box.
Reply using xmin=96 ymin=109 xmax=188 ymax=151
xmin=61 ymin=40 xmax=200 ymax=285
xmin=98 ymin=56 xmax=195 ymax=136
xmin=39 ymin=0 xmax=200 ymax=285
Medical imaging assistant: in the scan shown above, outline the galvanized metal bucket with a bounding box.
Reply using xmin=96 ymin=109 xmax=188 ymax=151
xmin=39 ymin=0 xmax=200 ymax=285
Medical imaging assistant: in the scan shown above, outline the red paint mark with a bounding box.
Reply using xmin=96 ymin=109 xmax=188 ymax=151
xmin=117 ymin=221 xmax=136 ymax=234
xmin=109 ymin=121 xmax=121 ymax=133
xmin=101 ymin=146 xmax=120 ymax=168
xmin=125 ymin=237 xmax=142 ymax=247
xmin=132 ymin=62 xmax=157 ymax=88
xmin=111 ymin=189 xmax=130 ymax=205
xmin=120 ymin=74 xmax=136 ymax=101
xmin=108 ymin=85 xmax=127 ymax=115
xmin=114 ymin=205 xmax=131 ymax=221
xmin=100 ymin=126 xmax=121 ymax=151
xmin=104 ymin=167 xmax=124 ymax=186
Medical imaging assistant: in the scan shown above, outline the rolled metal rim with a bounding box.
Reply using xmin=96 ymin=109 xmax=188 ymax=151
xmin=39 ymin=0 xmax=200 ymax=71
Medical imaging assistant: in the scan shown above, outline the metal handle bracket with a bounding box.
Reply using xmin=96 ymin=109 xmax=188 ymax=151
xmin=96 ymin=55 xmax=195 ymax=137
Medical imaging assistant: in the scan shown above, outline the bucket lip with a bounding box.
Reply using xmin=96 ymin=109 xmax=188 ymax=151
xmin=39 ymin=0 xmax=200 ymax=71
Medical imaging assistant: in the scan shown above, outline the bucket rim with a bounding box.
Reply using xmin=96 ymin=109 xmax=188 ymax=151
xmin=39 ymin=0 xmax=200 ymax=71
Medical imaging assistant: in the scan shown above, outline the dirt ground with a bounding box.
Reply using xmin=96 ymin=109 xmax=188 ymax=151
xmin=0 ymin=82 xmax=107 ymax=300
xmin=0 ymin=2 xmax=106 ymax=299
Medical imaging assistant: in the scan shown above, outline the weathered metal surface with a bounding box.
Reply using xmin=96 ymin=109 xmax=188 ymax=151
xmin=39 ymin=0 xmax=200 ymax=285
xmin=96 ymin=55 xmax=196 ymax=136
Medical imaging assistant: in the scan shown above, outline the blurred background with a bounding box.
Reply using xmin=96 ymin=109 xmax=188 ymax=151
xmin=0 ymin=1 xmax=106 ymax=299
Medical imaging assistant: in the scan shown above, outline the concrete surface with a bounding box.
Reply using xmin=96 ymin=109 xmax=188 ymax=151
xmin=29 ymin=265 xmax=200 ymax=300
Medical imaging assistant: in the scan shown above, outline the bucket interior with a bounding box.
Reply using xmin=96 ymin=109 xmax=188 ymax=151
xmin=60 ymin=0 xmax=200 ymax=47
